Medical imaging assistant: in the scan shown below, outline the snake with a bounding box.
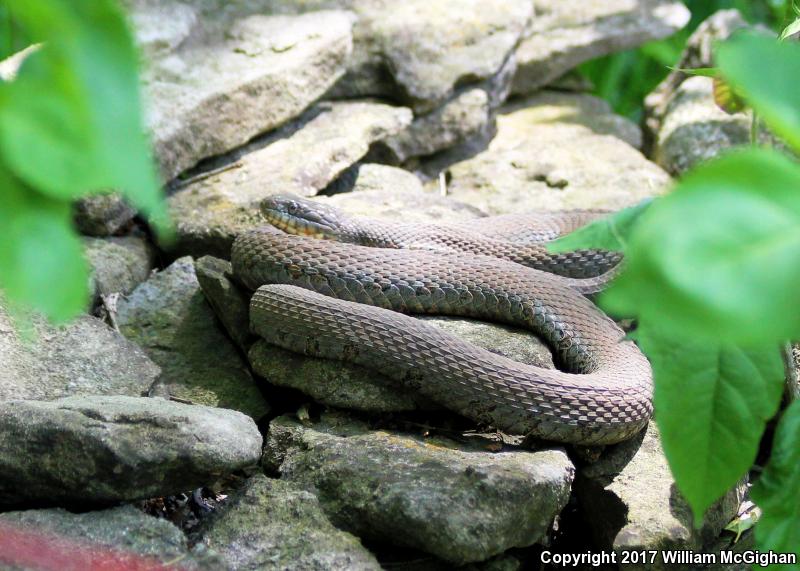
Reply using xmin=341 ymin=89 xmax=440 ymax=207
xmin=231 ymin=195 xmax=652 ymax=445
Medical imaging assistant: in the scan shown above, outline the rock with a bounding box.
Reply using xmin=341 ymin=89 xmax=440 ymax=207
xmin=576 ymin=423 xmax=747 ymax=570
xmin=167 ymin=101 xmax=412 ymax=258
xmin=651 ymin=76 xmax=756 ymax=176
xmin=249 ymin=311 xmax=553 ymax=413
xmin=320 ymin=164 xmax=486 ymax=223
xmin=264 ymin=412 xmax=573 ymax=564
xmin=644 ymin=9 xmax=756 ymax=138
xmin=132 ymin=4 xmax=354 ymax=180
xmin=433 ymin=91 xmax=669 ymax=214
xmin=73 ymin=193 xmax=136 ymax=237
xmin=0 ymin=505 xmax=222 ymax=570
xmin=0 ymin=305 xmax=159 ymax=402
xmin=511 ymin=0 xmax=690 ymax=95
xmin=0 ymin=395 xmax=262 ymax=506
xmin=199 ymin=474 xmax=381 ymax=570
xmin=116 ymin=257 xmax=269 ymax=419
xmin=266 ymin=0 xmax=532 ymax=112
xmin=194 ymin=256 xmax=253 ymax=352
xmin=378 ymin=88 xmax=492 ymax=163
xmin=84 ymin=234 xmax=155 ymax=304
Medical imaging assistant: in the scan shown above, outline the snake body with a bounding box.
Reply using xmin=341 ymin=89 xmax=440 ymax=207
xmin=232 ymin=198 xmax=652 ymax=445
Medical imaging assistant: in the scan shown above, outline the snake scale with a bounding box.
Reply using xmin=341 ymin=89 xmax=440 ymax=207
xmin=231 ymin=195 xmax=653 ymax=445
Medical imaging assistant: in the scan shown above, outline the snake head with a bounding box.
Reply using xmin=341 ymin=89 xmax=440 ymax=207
xmin=260 ymin=194 xmax=348 ymax=240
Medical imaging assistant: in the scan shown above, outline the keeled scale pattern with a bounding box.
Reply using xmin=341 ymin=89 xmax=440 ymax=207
xmin=232 ymin=228 xmax=652 ymax=445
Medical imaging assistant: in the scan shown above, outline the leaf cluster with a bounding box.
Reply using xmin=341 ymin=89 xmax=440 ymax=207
xmin=0 ymin=1 xmax=168 ymax=321
xmin=553 ymin=33 xmax=800 ymax=561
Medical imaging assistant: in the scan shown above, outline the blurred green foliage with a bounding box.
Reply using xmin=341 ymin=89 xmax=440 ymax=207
xmin=580 ymin=0 xmax=793 ymax=120
xmin=0 ymin=1 xmax=168 ymax=322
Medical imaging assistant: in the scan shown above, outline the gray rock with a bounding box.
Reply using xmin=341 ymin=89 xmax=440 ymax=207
xmin=644 ymin=9 xmax=756 ymax=138
xmin=0 ymin=305 xmax=159 ymax=402
xmin=73 ymin=193 xmax=136 ymax=237
xmin=84 ymin=235 xmax=155 ymax=304
xmin=432 ymin=91 xmax=669 ymax=214
xmin=117 ymin=257 xmax=269 ymax=419
xmin=266 ymin=0 xmax=532 ymax=112
xmin=249 ymin=311 xmax=553 ymax=413
xmin=0 ymin=505 xmax=223 ymax=570
xmin=167 ymin=101 xmax=412 ymax=258
xmin=264 ymin=412 xmax=574 ymax=564
xmin=576 ymin=423 xmax=747 ymax=570
xmin=132 ymin=4 xmax=354 ymax=180
xmin=652 ymin=76 xmax=755 ymax=176
xmin=320 ymin=164 xmax=486 ymax=223
xmin=195 ymin=256 xmax=253 ymax=352
xmin=0 ymin=395 xmax=262 ymax=506
xmin=379 ymin=88 xmax=492 ymax=163
xmin=200 ymin=474 xmax=381 ymax=570
xmin=512 ymin=0 xmax=690 ymax=95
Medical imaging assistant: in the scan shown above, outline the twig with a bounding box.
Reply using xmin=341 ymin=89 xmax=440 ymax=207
xmin=438 ymin=171 xmax=447 ymax=197
xmin=172 ymin=160 xmax=243 ymax=189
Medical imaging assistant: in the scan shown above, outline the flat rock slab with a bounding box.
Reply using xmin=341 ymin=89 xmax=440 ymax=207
xmin=200 ymin=474 xmax=381 ymax=570
xmin=434 ymin=91 xmax=669 ymax=214
xmin=0 ymin=505 xmax=222 ymax=570
xmin=576 ymin=423 xmax=746 ymax=569
xmin=0 ymin=306 xmax=159 ymax=402
xmin=320 ymin=163 xmax=486 ymax=222
xmin=84 ymin=234 xmax=155 ymax=304
xmin=512 ymin=0 xmax=690 ymax=95
xmin=268 ymin=0 xmax=531 ymax=111
xmin=0 ymin=395 xmax=262 ymax=506
xmin=167 ymin=101 xmax=412 ymax=258
xmin=264 ymin=412 xmax=574 ymax=564
xmin=130 ymin=2 xmax=354 ymax=180
xmin=117 ymin=257 xmax=270 ymax=419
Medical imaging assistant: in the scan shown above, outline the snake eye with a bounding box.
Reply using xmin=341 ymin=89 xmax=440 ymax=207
xmin=287 ymin=202 xmax=298 ymax=215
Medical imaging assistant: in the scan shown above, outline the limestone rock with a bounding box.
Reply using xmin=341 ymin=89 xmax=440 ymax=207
xmin=73 ymin=193 xmax=136 ymax=237
xmin=652 ymin=76 xmax=755 ymax=175
xmin=200 ymin=475 xmax=381 ymax=570
xmin=117 ymin=257 xmax=270 ymax=419
xmin=433 ymin=91 xmax=669 ymax=214
xmin=320 ymin=164 xmax=486 ymax=223
xmin=264 ymin=412 xmax=574 ymax=564
xmin=0 ymin=306 xmax=159 ymax=402
xmin=512 ymin=0 xmax=690 ymax=95
xmin=167 ymin=101 xmax=412 ymax=258
xmin=0 ymin=506 xmax=222 ymax=570
xmin=0 ymin=395 xmax=262 ymax=506
xmin=265 ymin=0 xmax=532 ymax=112
xmin=249 ymin=312 xmax=553 ymax=413
xmin=379 ymin=88 xmax=492 ymax=163
xmin=194 ymin=256 xmax=253 ymax=352
xmin=132 ymin=5 xmax=354 ymax=180
xmin=576 ymin=423 xmax=747 ymax=570
xmin=84 ymin=235 xmax=155 ymax=304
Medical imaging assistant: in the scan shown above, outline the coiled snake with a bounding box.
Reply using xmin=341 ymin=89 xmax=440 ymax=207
xmin=231 ymin=195 xmax=653 ymax=445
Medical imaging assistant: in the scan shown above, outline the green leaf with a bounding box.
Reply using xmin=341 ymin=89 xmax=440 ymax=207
xmin=637 ymin=326 xmax=784 ymax=521
xmin=752 ymin=400 xmax=800 ymax=567
xmin=547 ymin=198 xmax=653 ymax=254
xmin=0 ymin=168 xmax=88 ymax=322
xmin=0 ymin=0 xmax=169 ymax=234
xmin=716 ymin=33 xmax=800 ymax=153
xmin=602 ymin=148 xmax=800 ymax=344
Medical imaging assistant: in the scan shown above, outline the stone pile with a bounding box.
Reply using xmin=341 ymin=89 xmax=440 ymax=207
xmin=0 ymin=4 xmax=765 ymax=570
